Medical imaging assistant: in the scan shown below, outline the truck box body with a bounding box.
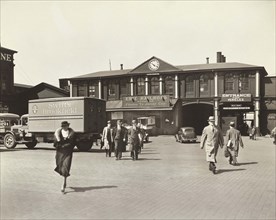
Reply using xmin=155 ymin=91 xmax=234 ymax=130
xmin=28 ymin=97 xmax=106 ymax=133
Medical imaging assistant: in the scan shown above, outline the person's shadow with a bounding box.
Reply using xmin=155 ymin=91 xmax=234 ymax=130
xmin=237 ymin=162 xmax=258 ymax=166
xmin=216 ymin=168 xmax=246 ymax=174
xmin=65 ymin=185 xmax=117 ymax=194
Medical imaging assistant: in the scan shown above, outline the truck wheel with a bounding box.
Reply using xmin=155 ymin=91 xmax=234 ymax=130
xmin=25 ymin=140 xmax=37 ymax=149
xmin=4 ymin=133 xmax=17 ymax=149
xmin=76 ymin=141 xmax=92 ymax=151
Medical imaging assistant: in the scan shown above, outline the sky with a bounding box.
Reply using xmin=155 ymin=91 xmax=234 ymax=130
xmin=1 ymin=1 xmax=275 ymax=87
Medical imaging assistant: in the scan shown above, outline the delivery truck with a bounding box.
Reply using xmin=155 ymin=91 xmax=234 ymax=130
xmin=1 ymin=97 xmax=106 ymax=151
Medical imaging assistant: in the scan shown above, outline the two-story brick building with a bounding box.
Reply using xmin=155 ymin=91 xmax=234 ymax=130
xmin=60 ymin=52 xmax=271 ymax=135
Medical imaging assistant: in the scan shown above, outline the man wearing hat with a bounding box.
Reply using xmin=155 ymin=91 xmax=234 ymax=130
xmin=101 ymin=120 xmax=113 ymax=157
xmin=225 ymin=121 xmax=244 ymax=165
xmin=54 ymin=121 xmax=76 ymax=193
xmin=128 ymin=119 xmax=142 ymax=160
xmin=200 ymin=116 xmax=224 ymax=174
xmin=112 ymin=120 xmax=127 ymax=160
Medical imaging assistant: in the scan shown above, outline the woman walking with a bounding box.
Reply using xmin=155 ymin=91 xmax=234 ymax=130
xmin=54 ymin=121 xmax=76 ymax=193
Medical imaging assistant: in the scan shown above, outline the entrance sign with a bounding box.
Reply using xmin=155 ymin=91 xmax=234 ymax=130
xmin=222 ymin=103 xmax=253 ymax=110
xmin=122 ymin=95 xmax=170 ymax=108
xmin=221 ymin=94 xmax=252 ymax=102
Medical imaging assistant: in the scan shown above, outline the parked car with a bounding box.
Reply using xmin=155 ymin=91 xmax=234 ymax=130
xmin=175 ymin=127 xmax=197 ymax=143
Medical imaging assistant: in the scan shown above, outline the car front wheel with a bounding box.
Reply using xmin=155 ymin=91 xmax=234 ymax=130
xmin=4 ymin=133 xmax=17 ymax=149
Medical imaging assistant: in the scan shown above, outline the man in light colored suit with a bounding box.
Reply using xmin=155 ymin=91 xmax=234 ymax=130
xmin=200 ymin=116 xmax=224 ymax=174
xmin=225 ymin=121 xmax=244 ymax=165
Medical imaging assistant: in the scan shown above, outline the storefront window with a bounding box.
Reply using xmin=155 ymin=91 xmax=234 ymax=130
xmin=200 ymin=74 xmax=209 ymax=95
xmin=164 ymin=76 xmax=174 ymax=95
xmin=186 ymin=76 xmax=194 ymax=95
xmin=150 ymin=76 xmax=159 ymax=95
xmin=136 ymin=77 xmax=145 ymax=95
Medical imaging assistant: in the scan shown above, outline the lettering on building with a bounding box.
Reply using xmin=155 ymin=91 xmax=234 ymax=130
xmin=0 ymin=52 xmax=12 ymax=62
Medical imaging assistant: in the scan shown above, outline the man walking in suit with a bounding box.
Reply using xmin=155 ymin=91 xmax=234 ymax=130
xmin=101 ymin=120 xmax=113 ymax=157
xmin=225 ymin=121 xmax=244 ymax=165
xmin=128 ymin=120 xmax=141 ymax=160
xmin=200 ymin=116 xmax=224 ymax=174
xmin=112 ymin=120 xmax=127 ymax=160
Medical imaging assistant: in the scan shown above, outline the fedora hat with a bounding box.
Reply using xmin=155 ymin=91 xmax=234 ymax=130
xmin=132 ymin=119 xmax=137 ymax=124
xmin=229 ymin=121 xmax=235 ymax=126
xmin=207 ymin=116 xmax=215 ymax=122
xmin=61 ymin=121 xmax=70 ymax=127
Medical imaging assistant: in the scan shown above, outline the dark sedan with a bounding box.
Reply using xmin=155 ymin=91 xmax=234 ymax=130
xmin=175 ymin=127 xmax=197 ymax=143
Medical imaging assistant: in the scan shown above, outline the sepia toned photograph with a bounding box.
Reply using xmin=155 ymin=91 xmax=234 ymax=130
xmin=0 ymin=1 xmax=275 ymax=219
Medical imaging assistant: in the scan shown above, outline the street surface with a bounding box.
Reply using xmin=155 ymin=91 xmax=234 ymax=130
xmin=0 ymin=136 xmax=275 ymax=219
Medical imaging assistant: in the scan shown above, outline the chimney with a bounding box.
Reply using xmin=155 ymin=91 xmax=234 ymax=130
xmin=120 ymin=64 xmax=123 ymax=70
xmin=217 ymin=52 xmax=222 ymax=63
xmin=206 ymin=57 xmax=209 ymax=64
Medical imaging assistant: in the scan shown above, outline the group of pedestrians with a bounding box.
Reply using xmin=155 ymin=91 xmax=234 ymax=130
xmin=101 ymin=119 xmax=145 ymax=160
xmin=200 ymin=116 xmax=244 ymax=174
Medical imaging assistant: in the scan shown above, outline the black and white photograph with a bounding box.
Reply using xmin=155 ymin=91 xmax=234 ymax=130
xmin=0 ymin=1 xmax=275 ymax=219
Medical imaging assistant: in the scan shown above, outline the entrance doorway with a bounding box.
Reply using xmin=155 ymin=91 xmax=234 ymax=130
xmin=182 ymin=103 xmax=213 ymax=135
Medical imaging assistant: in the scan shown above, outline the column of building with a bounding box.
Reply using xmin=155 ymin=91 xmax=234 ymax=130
xmin=255 ymin=70 xmax=260 ymax=134
xmin=175 ymin=75 xmax=178 ymax=98
xmin=214 ymin=72 xmax=219 ymax=126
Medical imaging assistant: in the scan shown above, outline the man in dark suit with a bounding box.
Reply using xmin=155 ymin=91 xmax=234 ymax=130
xmin=225 ymin=121 xmax=244 ymax=165
xmin=112 ymin=120 xmax=127 ymax=160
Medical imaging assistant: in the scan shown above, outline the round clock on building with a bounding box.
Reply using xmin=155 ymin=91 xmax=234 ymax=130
xmin=148 ymin=59 xmax=160 ymax=71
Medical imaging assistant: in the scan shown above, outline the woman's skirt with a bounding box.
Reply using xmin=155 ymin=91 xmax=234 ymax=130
xmin=54 ymin=147 xmax=73 ymax=177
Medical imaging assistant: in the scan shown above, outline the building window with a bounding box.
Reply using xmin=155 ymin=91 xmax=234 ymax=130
xmin=239 ymin=73 xmax=249 ymax=91
xmin=164 ymin=76 xmax=174 ymax=95
xmin=78 ymin=83 xmax=87 ymax=96
xmin=150 ymin=76 xmax=159 ymax=95
xmin=88 ymin=82 xmax=97 ymax=97
xmin=200 ymin=74 xmax=209 ymax=95
xmin=120 ymin=78 xmax=128 ymax=98
xmin=225 ymin=73 xmax=234 ymax=91
xmin=186 ymin=76 xmax=194 ymax=94
xmin=136 ymin=77 xmax=145 ymax=95
xmin=108 ymin=81 xmax=116 ymax=97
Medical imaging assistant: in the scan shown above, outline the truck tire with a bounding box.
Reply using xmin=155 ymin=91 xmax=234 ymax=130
xmin=25 ymin=140 xmax=37 ymax=149
xmin=76 ymin=141 xmax=92 ymax=151
xmin=4 ymin=133 xmax=17 ymax=149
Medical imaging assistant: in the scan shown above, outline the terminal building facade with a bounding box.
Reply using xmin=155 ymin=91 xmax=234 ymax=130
xmin=60 ymin=52 xmax=274 ymax=135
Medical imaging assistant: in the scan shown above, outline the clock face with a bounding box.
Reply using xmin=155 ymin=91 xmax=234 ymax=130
xmin=148 ymin=59 xmax=160 ymax=71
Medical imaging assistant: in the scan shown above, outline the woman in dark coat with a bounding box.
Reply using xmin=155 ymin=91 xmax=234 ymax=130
xmin=54 ymin=121 xmax=76 ymax=193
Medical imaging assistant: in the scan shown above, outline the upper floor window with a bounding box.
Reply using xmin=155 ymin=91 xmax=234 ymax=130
xmin=239 ymin=74 xmax=249 ymax=91
xmin=120 ymin=78 xmax=128 ymax=98
xmin=78 ymin=83 xmax=87 ymax=96
xmin=108 ymin=81 xmax=116 ymax=97
xmin=186 ymin=76 xmax=194 ymax=94
xmin=88 ymin=82 xmax=97 ymax=97
xmin=164 ymin=76 xmax=174 ymax=95
xmin=199 ymin=74 xmax=209 ymax=95
xmin=150 ymin=76 xmax=159 ymax=95
xmin=136 ymin=77 xmax=145 ymax=95
xmin=225 ymin=73 xmax=234 ymax=91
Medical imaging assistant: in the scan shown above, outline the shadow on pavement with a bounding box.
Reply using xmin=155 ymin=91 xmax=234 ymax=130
xmin=137 ymin=158 xmax=161 ymax=161
xmin=216 ymin=168 xmax=246 ymax=174
xmin=236 ymin=162 xmax=258 ymax=166
xmin=66 ymin=185 xmax=117 ymax=194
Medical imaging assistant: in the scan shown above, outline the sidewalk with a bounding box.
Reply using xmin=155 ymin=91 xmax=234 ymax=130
xmin=0 ymin=136 xmax=275 ymax=219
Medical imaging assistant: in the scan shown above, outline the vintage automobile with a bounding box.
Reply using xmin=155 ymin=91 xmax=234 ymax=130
xmin=175 ymin=127 xmax=197 ymax=143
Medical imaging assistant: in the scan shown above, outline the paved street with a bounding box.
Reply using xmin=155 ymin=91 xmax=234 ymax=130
xmin=0 ymin=135 xmax=275 ymax=220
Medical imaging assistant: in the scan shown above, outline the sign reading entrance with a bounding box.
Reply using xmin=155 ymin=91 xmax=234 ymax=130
xmin=221 ymin=93 xmax=252 ymax=102
xmin=122 ymin=95 xmax=170 ymax=108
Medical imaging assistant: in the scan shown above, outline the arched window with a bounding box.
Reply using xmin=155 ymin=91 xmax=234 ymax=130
xmin=199 ymin=74 xmax=209 ymax=95
xmin=136 ymin=77 xmax=145 ymax=95
xmin=186 ymin=76 xmax=194 ymax=95
xmin=150 ymin=76 xmax=159 ymax=95
xmin=164 ymin=76 xmax=174 ymax=95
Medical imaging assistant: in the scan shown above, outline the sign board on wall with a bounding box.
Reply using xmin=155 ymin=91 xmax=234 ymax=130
xmin=221 ymin=103 xmax=253 ymax=111
xmin=111 ymin=112 xmax=123 ymax=120
xmin=122 ymin=95 xmax=170 ymax=108
xmin=221 ymin=94 xmax=252 ymax=102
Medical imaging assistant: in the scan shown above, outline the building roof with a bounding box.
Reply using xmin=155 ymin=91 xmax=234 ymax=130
xmin=63 ymin=61 xmax=267 ymax=81
xmin=14 ymin=83 xmax=33 ymax=89
xmin=0 ymin=46 xmax=18 ymax=53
